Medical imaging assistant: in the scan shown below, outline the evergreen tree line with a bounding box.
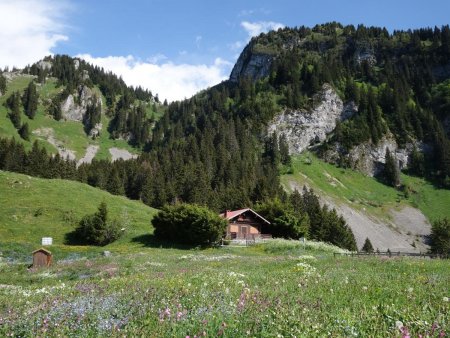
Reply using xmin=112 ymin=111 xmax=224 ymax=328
xmin=3 ymin=81 xmax=38 ymax=141
xmin=255 ymin=187 xmax=357 ymax=251
xmin=0 ymin=136 xmax=357 ymax=250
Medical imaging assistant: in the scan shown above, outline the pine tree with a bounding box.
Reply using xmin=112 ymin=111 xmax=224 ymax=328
xmin=409 ymin=146 xmax=425 ymax=177
xmin=362 ymin=237 xmax=374 ymax=252
xmin=19 ymin=123 xmax=30 ymax=141
xmin=23 ymin=81 xmax=38 ymax=119
xmin=6 ymin=91 xmax=22 ymax=129
xmin=279 ymin=134 xmax=291 ymax=165
xmin=383 ymin=148 xmax=401 ymax=187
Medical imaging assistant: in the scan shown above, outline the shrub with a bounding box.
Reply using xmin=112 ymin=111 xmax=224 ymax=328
xmin=73 ymin=202 xmax=122 ymax=246
xmin=430 ymin=218 xmax=450 ymax=256
xmin=152 ymin=203 xmax=227 ymax=246
xmin=256 ymin=198 xmax=309 ymax=239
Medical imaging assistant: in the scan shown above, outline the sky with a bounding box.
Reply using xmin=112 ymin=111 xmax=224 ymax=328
xmin=1 ymin=0 xmax=449 ymax=102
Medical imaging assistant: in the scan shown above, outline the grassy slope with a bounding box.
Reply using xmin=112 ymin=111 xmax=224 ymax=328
xmin=0 ymin=170 xmax=158 ymax=258
xmin=281 ymin=153 xmax=450 ymax=222
xmin=0 ymin=75 xmax=140 ymax=160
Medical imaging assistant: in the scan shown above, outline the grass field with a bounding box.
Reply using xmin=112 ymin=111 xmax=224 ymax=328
xmin=0 ymin=240 xmax=448 ymax=337
xmin=281 ymin=153 xmax=450 ymax=222
xmin=0 ymin=171 xmax=448 ymax=336
xmin=0 ymin=170 xmax=158 ymax=260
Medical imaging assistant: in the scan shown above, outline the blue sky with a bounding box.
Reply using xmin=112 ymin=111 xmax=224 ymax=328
xmin=1 ymin=0 xmax=449 ymax=101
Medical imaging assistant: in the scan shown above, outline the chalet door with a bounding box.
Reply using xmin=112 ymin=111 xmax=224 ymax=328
xmin=241 ymin=226 xmax=248 ymax=238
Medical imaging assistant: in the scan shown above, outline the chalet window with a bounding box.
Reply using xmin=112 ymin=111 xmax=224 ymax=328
xmin=231 ymin=232 xmax=237 ymax=239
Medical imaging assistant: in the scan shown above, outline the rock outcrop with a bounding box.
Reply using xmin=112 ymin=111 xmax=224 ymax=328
xmin=61 ymin=85 xmax=101 ymax=122
xmin=268 ymin=84 xmax=356 ymax=153
xmin=268 ymin=83 xmax=429 ymax=176
xmin=37 ymin=60 xmax=52 ymax=71
xmin=323 ymin=136 xmax=431 ymax=177
xmin=230 ymin=44 xmax=274 ymax=83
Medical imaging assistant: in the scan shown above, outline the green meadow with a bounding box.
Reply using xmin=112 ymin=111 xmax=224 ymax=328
xmin=0 ymin=168 xmax=448 ymax=337
xmin=281 ymin=153 xmax=450 ymax=222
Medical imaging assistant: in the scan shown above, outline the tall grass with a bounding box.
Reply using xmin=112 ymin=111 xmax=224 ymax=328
xmin=256 ymin=238 xmax=351 ymax=254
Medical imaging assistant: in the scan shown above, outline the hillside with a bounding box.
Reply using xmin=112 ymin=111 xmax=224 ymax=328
xmin=0 ymin=56 xmax=166 ymax=163
xmin=281 ymin=153 xmax=450 ymax=251
xmin=0 ymin=170 xmax=158 ymax=260
xmin=1 ymin=23 xmax=450 ymax=252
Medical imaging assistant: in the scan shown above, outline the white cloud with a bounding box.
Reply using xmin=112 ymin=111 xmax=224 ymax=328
xmin=0 ymin=0 xmax=69 ymax=69
xmin=228 ymin=20 xmax=285 ymax=57
xmin=241 ymin=20 xmax=285 ymax=38
xmin=77 ymin=54 xmax=233 ymax=102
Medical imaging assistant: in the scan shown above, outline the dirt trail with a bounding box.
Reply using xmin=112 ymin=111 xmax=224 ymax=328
xmin=288 ymin=180 xmax=430 ymax=252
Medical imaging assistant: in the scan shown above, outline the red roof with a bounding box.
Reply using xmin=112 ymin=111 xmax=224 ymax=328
xmin=219 ymin=208 xmax=270 ymax=224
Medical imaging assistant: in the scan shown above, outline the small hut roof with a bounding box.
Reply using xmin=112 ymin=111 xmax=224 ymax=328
xmin=32 ymin=248 xmax=52 ymax=255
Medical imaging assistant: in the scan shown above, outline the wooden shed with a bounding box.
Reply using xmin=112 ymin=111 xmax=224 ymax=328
xmin=32 ymin=248 xmax=52 ymax=268
xmin=220 ymin=208 xmax=271 ymax=240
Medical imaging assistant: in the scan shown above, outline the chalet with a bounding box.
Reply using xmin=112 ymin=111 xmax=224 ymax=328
xmin=220 ymin=208 xmax=271 ymax=240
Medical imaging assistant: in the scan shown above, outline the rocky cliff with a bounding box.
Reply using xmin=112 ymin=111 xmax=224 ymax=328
xmin=229 ymin=43 xmax=274 ymax=83
xmin=268 ymin=84 xmax=356 ymax=153
xmin=61 ymin=85 xmax=102 ymax=121
xmin=268 ymin=84 xmax=426 ymax=176
xmin=322 ymin=136 xmax=425 ymax=176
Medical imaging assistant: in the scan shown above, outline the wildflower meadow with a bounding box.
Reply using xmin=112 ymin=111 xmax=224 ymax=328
xmin=0 ymin=240 xmax=448 ymax=337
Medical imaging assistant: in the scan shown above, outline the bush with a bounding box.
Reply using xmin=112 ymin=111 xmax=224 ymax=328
xmin=152 ymin=203 xmax=227 ymax=246
xmin=430 ymin=218 xmax=450 ymax=256
xmin=256 ymin=198 xmax=309 ymax=239
xmin=73 ymin=202 xmax=122 ymax=246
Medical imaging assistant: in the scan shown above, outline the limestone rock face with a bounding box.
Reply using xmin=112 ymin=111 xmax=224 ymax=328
xmin=230 ymin=44 xmax=274 ymax=83
xmin=61 ymin=85 xmax=101 ymax=121
xmin=89 ymin=123 xmax=102 ymax=138
xmin=268 ymin=84 xmax=356 ymax=154
xmin=268 ymin=83 xmax=429 ymax=176
xmin=37 ymin=60 xmax=52 ymax=71
xmin=323 ymin=136 xmax=430 ymax=176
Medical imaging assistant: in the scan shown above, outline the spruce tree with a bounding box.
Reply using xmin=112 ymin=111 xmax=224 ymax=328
xmin=19 ymin=123 xmax=30 ymax=141
xmin=383 ymin=148 xmax=401 ymax=187
xmin=362 ymin=237 xmax=374 ymax=252
xmin=6 ymin=91 xmax=22 ymax=129
xmin=23 ymin=81 xmax=38 ymax=119
xmin=279 ymin=134 xmax=291 ymax=166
